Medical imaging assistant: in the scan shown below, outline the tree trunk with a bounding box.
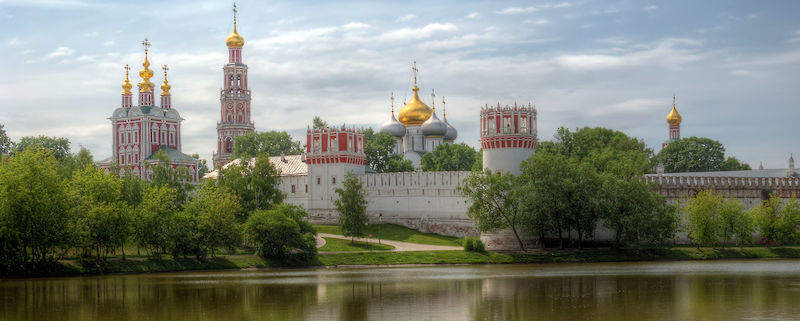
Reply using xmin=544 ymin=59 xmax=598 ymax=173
xmin=510 ymin=225 xmax=526 ymax=252
xmin=578 ymin=230 xmax=583 ymax=249
xmin=121 ymin=245 xmax=126 ymax=261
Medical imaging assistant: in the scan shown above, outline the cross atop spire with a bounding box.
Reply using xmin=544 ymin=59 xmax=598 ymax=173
xmin=390 ymin=92 xmax=395 ymax=114
xmin=232 ymin=2 xmax=238 ymax=28
xmin=442 ymin=96 xmax=446 ymax=118
xmin=431 ymin=88 xmax=435 ymax=110
xmin=162 ymin=65 xmax=169 ymax=76
xmin=673 ymin=93 xmax=676 ymax=107
xmin=124 ymin=64 xmax=130 ymax=78
xmin=142 ymin=38 xmax=150 ymax=55
xmin=412 ymin=61 xmax=418 ymax=86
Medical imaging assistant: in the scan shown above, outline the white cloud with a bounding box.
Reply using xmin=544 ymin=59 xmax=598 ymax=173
xmin=83 ymin=31 xmax=98 ymax=37
xmin=395 ymin=14 xmax=416 ymax=22
xmin=466 ymin=12 xmax=479 ymax=19
xmin=44 ymin=46 xmax=76 ymax=60
xmin=1 ymin=0 xmax=98 ymax=9
xmin=380 ymin=23 xmax=458 ymax=41
xmin=555 ymin=38 xmax=707 ymax=70
xmin=530 ymin=19 xmax=549 ymax=25
xmin=643 ymin=5 xmax=657 ymax=11
xmin=788 ymin=29 xmax=800 ymax=43
xmin=496 ymin=7 xmax=538 ymax=15
xmin=342 ymin=22 xmax=373 ymax=30
xmin=8 ymin=37 xmax=21 ymax=47
xmin=103 ymin=40 xmax=115 ymax=47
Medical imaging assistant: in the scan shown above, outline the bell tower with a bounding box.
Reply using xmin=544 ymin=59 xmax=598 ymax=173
xmin=213 ymin=2 xmax=255 ymax=168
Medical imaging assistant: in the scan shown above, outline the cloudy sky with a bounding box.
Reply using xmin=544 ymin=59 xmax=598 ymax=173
xmin=1 ymin=0 xmax=798 ymax=168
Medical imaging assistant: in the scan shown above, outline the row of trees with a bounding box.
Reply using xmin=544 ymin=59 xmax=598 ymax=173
xmin=0 ymin=138 xmax=316 ymax=270
xmin=461 ymin=127 xmax=680 ymax=250
xmin=685 ymin=190 xmax=800 ymax=248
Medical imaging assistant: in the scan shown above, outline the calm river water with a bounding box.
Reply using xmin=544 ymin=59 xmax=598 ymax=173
xmin=2 ymin=260 xmax=800 ymax=320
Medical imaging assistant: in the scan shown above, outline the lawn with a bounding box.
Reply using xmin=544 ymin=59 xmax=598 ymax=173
xmin=319 ymin=237 xmax=395 ymax=252
xmin=313 ymin=224 xmax=461 ymax=246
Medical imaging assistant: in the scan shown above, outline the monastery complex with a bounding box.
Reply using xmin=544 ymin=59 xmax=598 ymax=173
xmin=102 ymin=6 xmax=800 ymax=248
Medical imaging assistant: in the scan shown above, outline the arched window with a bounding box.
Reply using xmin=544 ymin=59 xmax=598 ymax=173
xmin=225 ymin=137 xmax=233 ymax=153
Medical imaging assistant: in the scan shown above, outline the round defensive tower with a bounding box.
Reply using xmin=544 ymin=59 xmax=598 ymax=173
xmin=480 ymin=102 xmax=537 ymax=175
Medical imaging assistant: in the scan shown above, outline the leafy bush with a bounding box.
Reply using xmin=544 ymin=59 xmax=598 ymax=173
xmin=245 ymin=204 xmax=317 ymax=262
xmin=463 ymin=237 xmax=485 ymax=253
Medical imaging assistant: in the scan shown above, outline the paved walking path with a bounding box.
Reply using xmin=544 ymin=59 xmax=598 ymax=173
xmin=316 ymin=233 xmax=462 ymax=252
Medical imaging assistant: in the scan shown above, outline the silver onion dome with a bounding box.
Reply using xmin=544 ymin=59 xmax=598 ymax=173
xmin=421 ymin=110 xmax=448 ymax=137
xmin=380 ymin=113 xmax=407 ymax=138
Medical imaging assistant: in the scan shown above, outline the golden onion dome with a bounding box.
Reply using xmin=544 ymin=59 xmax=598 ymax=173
xmin=397 ymin=86 xmax=433 ymax=126
xmin=160 ymin=65 xmax=171 ymax=95
xmin=666 ymin=104 xmax=681 ymax=125
xmin=226 ymin=24 xmax=245 ymax=48
xmin=138 ymin=54 xmax=154 ymax=93
xmin=121 ymin=64 xmax=133 ymax=95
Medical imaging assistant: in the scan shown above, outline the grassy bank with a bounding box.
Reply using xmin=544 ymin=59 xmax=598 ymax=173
xmin=313 ymin=224 xmax=460 ymax=246
xmin=6 ymin=246 xmax=800 ymax=278
xmin=319 ymin=238 xmax=395 ymax=252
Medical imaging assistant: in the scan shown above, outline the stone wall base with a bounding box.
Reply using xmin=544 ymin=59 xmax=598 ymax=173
xmin=308 ymin=209 xmax=479 ymax=238
xmin=480 ymin=229 xmax=541 ymax=251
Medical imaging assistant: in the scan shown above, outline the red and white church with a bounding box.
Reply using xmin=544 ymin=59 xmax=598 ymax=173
xmin=98 ymin=39 xmax=199 ymax=182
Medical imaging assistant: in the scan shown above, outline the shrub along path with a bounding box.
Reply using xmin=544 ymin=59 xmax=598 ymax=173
xmin=316 ymin=233 xmax=462 ymax=252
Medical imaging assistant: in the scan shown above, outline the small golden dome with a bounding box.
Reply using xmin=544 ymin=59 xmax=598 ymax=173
xmin=226 ymin=24 xmax=245 ymax=48
xmin=138 ymin=55 xmax=154 ymax=93
xmin=666 ymin=99 xmax=681 ymax=125
xmin=160 ymin=65 xmax=171 ymax=95
xmin=122 ymin=64 xmax=133 ymax=95
xmin=398 ymin=86 xmax=433 ymax=126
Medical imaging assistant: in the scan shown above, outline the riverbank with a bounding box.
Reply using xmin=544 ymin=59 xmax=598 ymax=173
xmin=4 ymin=246 xmax=800 ymax=278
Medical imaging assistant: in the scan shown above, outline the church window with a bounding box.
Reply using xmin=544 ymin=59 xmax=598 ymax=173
xmin=332 ymin=177 xmax=336 ymax=185
xmin=305 ymin=184 xmax=308 ymax=193
xmin=127 ymin=132 xmax=131 ymax=145
xmin=520 ymin=117 xmax=528 ymax=133
xmin=152 ymin=128 xmax=157 ymax=143
xmin=316 ymin=177 xmax=321 ymax=185
xmin=119 ymin=130 xmax=125 ymax=145
xmin=162 ymin=130 xmax=167 ymax=146
xmin=291 ymin=185 xmax=296 ymax=193
xmin=503 ymin=118 xmax=512 ymax=134
xmin=225 ymin=137 xmax=233 ymax=153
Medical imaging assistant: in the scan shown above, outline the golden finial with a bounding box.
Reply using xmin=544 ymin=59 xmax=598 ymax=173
xmin=667 ymin=93 xmax=682 ymax=125
xmin=122 ymin=64 xmax=132 ymax=95
xmin=226 ymin=2 xmax=245 ymax=48
xmin=138 ymin=38 xmax=154 ymax=93
xmin=390 ymin=92 xmax=395 ymax=115
xmin=161 ymin=65 xmax=171 ymax=95
xmin=412 ymin=61 xmax=419 ymax=86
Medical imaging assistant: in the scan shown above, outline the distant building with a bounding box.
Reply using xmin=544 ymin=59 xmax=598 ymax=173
xmin=98 ymin=39 xmax=199 ymax=182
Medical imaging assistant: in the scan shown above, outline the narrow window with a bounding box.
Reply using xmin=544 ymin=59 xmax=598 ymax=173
xmin=332 ymin=177 xmax=336 ymax=185
xmin=317 ymin=177 xmax=321 ymax=185
xmin=291 ymin=185 xmax=296 ymax=193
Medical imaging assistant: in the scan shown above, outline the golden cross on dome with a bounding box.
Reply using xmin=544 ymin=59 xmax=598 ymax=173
xmin=163 ymin=65 xmax=169 ymax=76
xmin=412 ymin=61 xmax=418 ymax=85
xmin=124 ymin=64 xmax=130 ymax=77
xmin=673 ymin=93 xmax=676 ymax=106
xmin=142 ymin=38 xmax=150 ymax=54
xmin=442 ymin=96 xmax=446 ymax=118
xmin=232 ymin=2 xmax=238 ymax=27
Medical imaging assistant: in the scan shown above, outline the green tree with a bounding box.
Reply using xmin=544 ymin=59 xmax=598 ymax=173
xmin=0 ymin=123 xmax=12 ymax=155
xmin=312 ymin=116 xmax=329 ymax=129
xmin=134 ymin=185 xmax=178 ymax=257
xmin=191 ymin=153 xmax=210 ymax=178
xmin=684 ymin=190 xmax=723 ymax=248
xmin=167 ymin=210 xmax=202 ymax=260
xmin=0 ymin=149 xmax=72 ymax=265
xmin=334 ymin=172 xmax=369 ymax=243
xmin=216 ymin=153 xmax=284 ymax=215
xmin=150 ymin=149 xmax=194 ymax=207
xmin=717 ymin=197 xmax=752 ymax=247
xmin=459 ymin=169 xmax=526 ymax=251
xmin=244 ymin=204 xmax=317 ymax=261
xmin=13 ymin=135 xmax=71 ymax=161
xmin=233 ymin=131 xmax=303 ymax=159
xmin=183 ymin=183 xmax=243 ymax=257
xmin=655 ymin=136 xmax=749 ymax=173
xmin=69 ymin=166 xmax=129 ymax=261
xmin=754 ymin=195 xmax=800 ymax=246
xmin=386 ymin=155 xmax=415 ymax=172
xmin=421 ymin=143 xmax=479 ymax=172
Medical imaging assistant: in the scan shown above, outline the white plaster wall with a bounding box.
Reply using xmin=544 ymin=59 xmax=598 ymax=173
xmin=483 ymin=148 xmax=534 ymax=175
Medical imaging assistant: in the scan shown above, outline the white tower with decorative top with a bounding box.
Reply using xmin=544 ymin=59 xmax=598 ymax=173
xmin=480 ymin=102 xmax=537 ymax=175
xmin=306 ymin=126 xmax=366 ymax=210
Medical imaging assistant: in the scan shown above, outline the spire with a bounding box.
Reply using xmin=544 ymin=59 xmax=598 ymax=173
xmin=160 ymin=65 xmax=171 ymax=95
xmin=666 ymin=93 xmax=682 ymax=125
xmin=431 ymin=88 xmax=436 ymax=111
xmin=790 ymin=153 xmax=795 ymax=170
xmin=233 ymin=2 xmax=238 ymax=32
xmin=442 ymin=96 xmax=446 ymax=119
xmin=390 ymin=92 xmax=395 ymax=115
xmin=225 ymin=2 xmax=245 ymax=49
xmin=412 ymin=61 xmax=419 ymax=86
xmin=138 ymin=38 xmax=154 ymax=93
xmin=759 ymin=162 xmax=764 ymax=170
xmin=121 ymin=64 xmax=132 ymax=95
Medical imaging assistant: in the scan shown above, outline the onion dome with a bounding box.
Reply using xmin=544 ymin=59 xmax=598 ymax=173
xmin=121 ymin=64 xmax=132 ymax=95
xmin=398 ymin=86 xmax=433 ymax=125
xmin=444 ymin=117 xmax=457 ymax=141
xmin=226 ymin=18 xmax=245 ymax=48
xmin=667 ymin=95 xmax=681 ymax=125
xmin=380 ymin=113 xmax=406 ymax=138
xmin=421 ymin=108 xmax=447 ymax=137
xmin=160 ymin=65 xmax=171 ymax=95
xmin=138 ymin=42 xmax=154 ymax=93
